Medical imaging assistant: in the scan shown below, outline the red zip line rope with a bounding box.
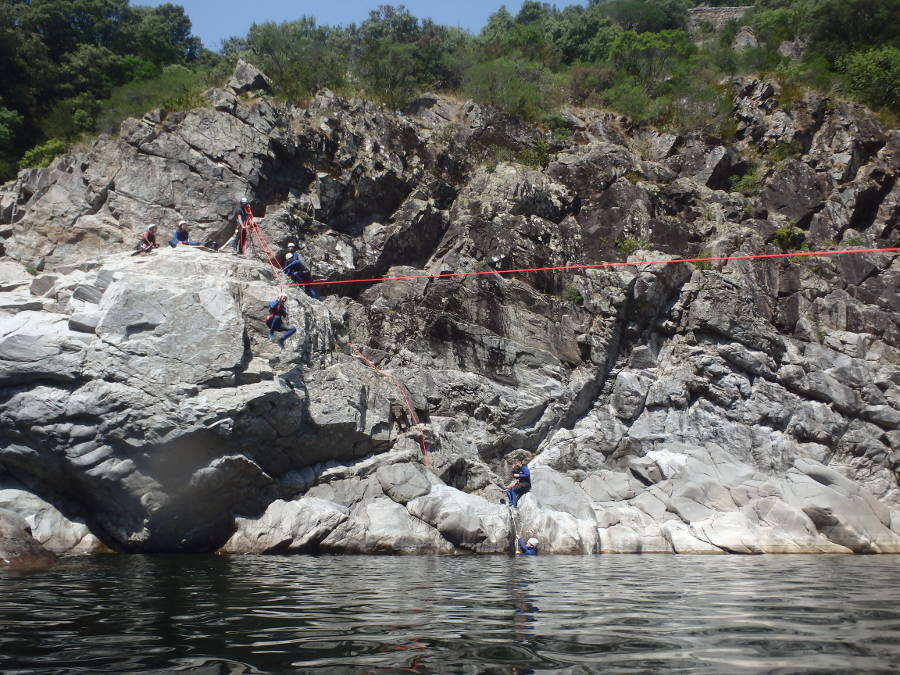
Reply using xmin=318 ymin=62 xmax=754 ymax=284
xmin=287 ymin=246 xmax=900 ymax=288
xmin=250 ymin=221 xmax=895 ymax=469
xmin=349 ymin=341 xmax=429 ymax=467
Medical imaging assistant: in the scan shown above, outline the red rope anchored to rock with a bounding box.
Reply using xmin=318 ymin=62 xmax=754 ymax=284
xmin=349 ymin=342 xmax=429 ymax=467
xmin=288 ymin=246 xmax=900 ymax=288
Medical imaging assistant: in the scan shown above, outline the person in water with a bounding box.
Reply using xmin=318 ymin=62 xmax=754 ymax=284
xmin=265 ymin=294 xmax=297 ymax=348
xmin=505 ymin=460 xmax=531 ymax=507
xmin=518 ymin=537 xmax=539 ymax=555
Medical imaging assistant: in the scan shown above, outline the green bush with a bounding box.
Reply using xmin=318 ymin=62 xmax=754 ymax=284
xmin=18 ymin=138 xmax=68 ymax=170
xmin=693 ymin=249 xmax=713 ymax=271
xmin=770 ymin=226 xmax=805 ymax=251
xmin=95 ymin=65 xmax=209 ymax=134
xmin=729 ymin=164 xmax=761 ymax=196
xmin=766 ymin=140 xmax=803 ymax=162
xmin=463 ymin=58 xmax=563 ymax=122
xmin=841 ymin=46 xmax=900 ymax=110
xmin=616 ymin=236 xmax=651 ymax=255
xmin=563 ymin=284 xmax=584 ymax=304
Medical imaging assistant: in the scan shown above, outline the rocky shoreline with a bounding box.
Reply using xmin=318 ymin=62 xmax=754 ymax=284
xmin=0 ymin=63 xmax=897 ymax=562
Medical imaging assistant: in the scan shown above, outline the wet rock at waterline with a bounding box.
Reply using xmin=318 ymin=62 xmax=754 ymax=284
xmin=0 ymin=508 xmax=57 ymax=567
xmin=0 ymin=63 xmax=898 ymax=555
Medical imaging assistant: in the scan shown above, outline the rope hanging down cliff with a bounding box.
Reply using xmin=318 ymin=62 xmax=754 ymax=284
xmin=349 ymin=342 xmax=429 ymax=466
xmin=246 ymin=215 xmax=429 ymax=464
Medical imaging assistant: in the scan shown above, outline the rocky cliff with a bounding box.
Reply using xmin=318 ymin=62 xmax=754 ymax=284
xmin=0 ymin=64 xmax=897 ymax=555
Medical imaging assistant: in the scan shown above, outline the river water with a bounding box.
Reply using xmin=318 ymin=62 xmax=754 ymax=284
xmin=2 ymin=554 xmax=899 ymax=673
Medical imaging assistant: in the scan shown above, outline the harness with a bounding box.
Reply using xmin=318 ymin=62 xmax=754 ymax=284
xmin=265 ymin=301 xmax=285 ymax=326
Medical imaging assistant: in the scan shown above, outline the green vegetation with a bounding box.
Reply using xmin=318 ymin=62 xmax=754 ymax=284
xmin=17 ymin=138 xmax=68 ymax=170
xmin=728 ymin=164 xmax=762 ymax=196
xmin=693 ymin=249 xmax=714 ymax=270
xmin=616 ymin=236 xmax=651 ymax=255
xmin=1 ymin=0 xmax=898 ymax=180
xmin=770 ymin=226 xmax=806 ymax=251
xmin=765 ymin=141 xmax=803 ymax=163
xmin=0 ymin=0 xmax=213 ymax=180
xmin=480 ymin=137 xmax=550 ymax=170
xmin=563 ymin=284 xmax=584 ymax=305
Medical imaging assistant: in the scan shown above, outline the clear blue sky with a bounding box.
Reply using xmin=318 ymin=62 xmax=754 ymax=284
xmin=136 ymin=1 xmax=587 ymax=51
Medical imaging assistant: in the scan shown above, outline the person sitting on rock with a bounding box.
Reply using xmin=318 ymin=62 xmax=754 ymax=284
xmin=518 ymin=537 xmax=539 ymax=555
xmin=132 ymin=224 xmax=159 ymax=255
xmin=282 ymin=242 xmax=317 ymax=298
xmin=505 ymin=460 xmax=531 ymax=508
xmin=265 ymin=293 xmax=297 ymax=348
xmin=169 ymin=221 xmax=201 ymax=247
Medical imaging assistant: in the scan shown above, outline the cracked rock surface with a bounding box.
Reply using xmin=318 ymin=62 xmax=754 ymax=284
xmin=0 ymin=68 xmax=897 ymax=554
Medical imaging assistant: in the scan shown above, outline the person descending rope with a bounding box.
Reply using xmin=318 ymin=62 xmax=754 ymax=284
xmin=225 ymin=197 xmax=252 ymax=255
xmin=283 ymin=242 xmax=317 ymax=298
xmin=132 ymin=224 xmax=159 ymax=255
xmin=169 ymin=220 xmax=201 ymax=247
xmin=517 ymin=537 xmax=539 ymax=555
xmin=265 ymin=293 xmax=297 ymax=348
xmin=505 ymin=460 xmax=531 ymax=508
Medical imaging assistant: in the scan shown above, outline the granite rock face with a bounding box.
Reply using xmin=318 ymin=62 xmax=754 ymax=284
xmin=0 ymin=508 xmax=57 ymax=567
xmin=0 ymin=66 xmax=897 ymax=554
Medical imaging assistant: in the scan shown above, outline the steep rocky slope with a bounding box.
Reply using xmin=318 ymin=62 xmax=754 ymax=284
xmin=0 ymin=63 xmax=897 ymax=555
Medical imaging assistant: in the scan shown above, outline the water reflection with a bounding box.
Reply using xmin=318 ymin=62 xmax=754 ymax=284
xmin=1 ymin=555 xmax=899 ymax=673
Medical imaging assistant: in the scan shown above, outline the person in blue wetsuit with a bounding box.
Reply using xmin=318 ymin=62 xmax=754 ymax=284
xmin=505 ymin=461 xmax=531 ymax=507
xmin=282 ymin=242 xmax=317 ymax=298
xmin=518 ymin=537 xmax=539 ymax=555
xmin=265 ymin=294 xmax=297 ymax=348
xmin=169 ymin=221 xmax=201 ymax=247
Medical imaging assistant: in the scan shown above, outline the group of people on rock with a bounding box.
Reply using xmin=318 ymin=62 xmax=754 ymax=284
xmin=130 ymin=197 xmax=318 ymax=349
xmin=131 ymin=221 xmax=204 ymax=255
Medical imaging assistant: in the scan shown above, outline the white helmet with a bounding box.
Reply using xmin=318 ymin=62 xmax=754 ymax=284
xmin=148 ymin=223 xmax=157 ymax=230
xmin=527 ymin=538 xmax=538 ymax=546
xmin=240 ymin=197 xmax=248 ymax=204
xmin=287 ymin=242 xmax=296 ymax=248
xmin=178 ymin=220 xmax=187 ymax=227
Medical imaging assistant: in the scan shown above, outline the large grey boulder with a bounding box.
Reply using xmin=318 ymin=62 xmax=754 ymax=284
xmin=0 ymin=508 xmax=57 ymax=567
xmin=407 ymin=486 xmax=513 ymax=553
xmin=221 ymin=498 xmax=349 ymax=554
xmin=226 ymin=60 xmax=273 ymax=95
xmin=0 ymin=487 xmax=105 ymax=554
xmin=320 ymin=497 xmax=455 ymax=554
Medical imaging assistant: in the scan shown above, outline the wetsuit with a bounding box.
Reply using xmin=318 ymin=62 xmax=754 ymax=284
xmin=170 ymin=228 xmax=200 ymax=247
xmin=265 ymin=299 xmax=297 ymax=346
xmin=232 ymin=205 xmax=252 ymax=254
xmin=506 ymin=464 xmax=531 ymax=507
xmin=283 ymin=250 xmax=317 ymax=298
xmin=518 ymin=539 xmax=538 ymax=555
xmin=132 ymin=229 xmax=159 ymax=255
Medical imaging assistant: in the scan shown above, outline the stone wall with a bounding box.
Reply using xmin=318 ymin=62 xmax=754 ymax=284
xmin=688 ymin=6 xmax=749 ymax=32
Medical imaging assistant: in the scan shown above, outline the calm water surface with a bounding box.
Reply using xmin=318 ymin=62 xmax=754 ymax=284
xmin=2 ymin=554 xmax=899 ymax=673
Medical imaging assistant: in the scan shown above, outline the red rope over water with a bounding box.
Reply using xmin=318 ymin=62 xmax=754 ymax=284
xmin=289 ymin=247 xmax=900 ymax=288
xmin=349 ymin=341 xmax=429 ymax=467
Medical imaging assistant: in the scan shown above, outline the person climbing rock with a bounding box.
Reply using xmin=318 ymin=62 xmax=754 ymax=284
xmin=169 ymin=221 xmax=201 ymax=247
xmin=265 ymin=293 xmax=297 ymax=348
xmin=282 ymin=242 xmax=317 ymax=298
xmin=517 ymin=537 xmax=539 ymax=555
xmin=224 ymin=197 xmax=252 ymax=255
xmin=132 ymin=224 xmax=159 ymax=255
xmin=505 ymin=460 xmax=531 ymax=508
